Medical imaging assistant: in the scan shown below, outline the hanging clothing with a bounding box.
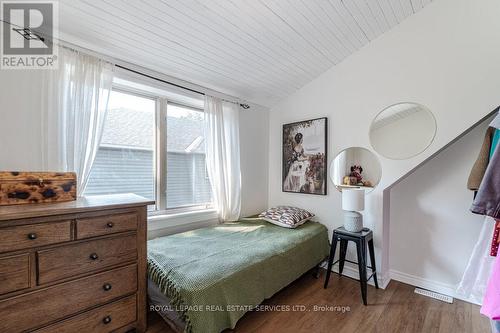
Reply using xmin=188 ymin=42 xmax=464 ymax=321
xmin=457 ymin=217 xmax=497 ymax=303
xmin=480 ymin=111 xmax=500 ymax=325
xmin=471 ymin=119 xmax=500 ymax=219
xmin=492 ymin=221 xmax=500 ymax=257
xmin=492 ymin=129 xmax=500 ymax=158
xmin=482 ymin=254 xmax=500 ymax=320
xmin=491 ymin=110 xmax=500 ymax=129
xmin=468 ymin=127 xmax=496 ymax=191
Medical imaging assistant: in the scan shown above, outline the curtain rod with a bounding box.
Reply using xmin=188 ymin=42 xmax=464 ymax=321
xmin=119 ymin=67 xmax=251 ymax=110
xmin=116 ymin=64 xmax=203 ymax=95
xmin=116 ymin=65 xmax=250 ymax=109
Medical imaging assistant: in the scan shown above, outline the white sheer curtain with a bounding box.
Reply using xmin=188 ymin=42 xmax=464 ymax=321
xmin=204 ymin=96 xmax=241 ymax=222
xmin=42 ymin=47 xmax=114 ymax=195
xmin=456 ymin=216 xmax=497 ymax=304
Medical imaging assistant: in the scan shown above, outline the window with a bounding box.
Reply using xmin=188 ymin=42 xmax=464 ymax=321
xmin=85 ymin=82 xmax=212 ymax=214
xmin=166 ymin=103 xmax=212 ymax=210
xmin=85 ymin=90 xmax=155 ymax=202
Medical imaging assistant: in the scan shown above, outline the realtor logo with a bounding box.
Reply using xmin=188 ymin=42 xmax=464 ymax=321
xmin=1 ymin=1 xmax=58 ymax=69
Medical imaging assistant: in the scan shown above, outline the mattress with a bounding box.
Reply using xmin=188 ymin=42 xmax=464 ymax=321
xmin=147 ymin=218 xmax=329 ymax=333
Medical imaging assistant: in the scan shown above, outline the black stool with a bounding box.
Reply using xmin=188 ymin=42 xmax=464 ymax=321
xmin=323 ymin=226 xmax=379 ymax=305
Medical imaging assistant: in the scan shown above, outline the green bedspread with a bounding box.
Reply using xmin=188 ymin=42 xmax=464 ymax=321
xmin=147 ymin=218 xmax=329 ymax=333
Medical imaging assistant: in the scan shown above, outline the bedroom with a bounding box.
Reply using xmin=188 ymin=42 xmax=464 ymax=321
xmin=0 ymin=0 xmax=499 ymax=332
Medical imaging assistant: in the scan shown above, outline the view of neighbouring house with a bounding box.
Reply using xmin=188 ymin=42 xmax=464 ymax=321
xmin=85 ymin=106 xmax=212 ymax=209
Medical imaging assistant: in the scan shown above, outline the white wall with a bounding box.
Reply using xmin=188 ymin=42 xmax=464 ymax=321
xmin=268 ymin=0 xmax=500 ymax=290
xmin=390 ymin=117 xmax=491 ymax=297
xmin=0 ymin=70 xmax=45 ymax=170
xmin=0 ymin=68 xmax=269 ymax=225
xmin=239 ymin=105 xmax=270 ymax=217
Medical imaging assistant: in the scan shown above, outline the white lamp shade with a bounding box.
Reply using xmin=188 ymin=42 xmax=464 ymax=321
xmin=342 ymin=189 xmax=365 ymax=211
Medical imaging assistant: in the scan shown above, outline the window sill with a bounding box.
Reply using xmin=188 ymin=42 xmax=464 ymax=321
xmin=148 ymin=209 xmax=219 ymax=232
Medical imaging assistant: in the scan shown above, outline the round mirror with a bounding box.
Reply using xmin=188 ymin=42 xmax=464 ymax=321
xmin=330 ymin=147 xmax=382 ymax=192
xmin=369 ymin=103 xmax=436 ymax=160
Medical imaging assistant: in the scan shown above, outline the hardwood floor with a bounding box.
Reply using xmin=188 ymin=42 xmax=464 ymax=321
xmin=146 ymin=269 xmax=490 ymax=333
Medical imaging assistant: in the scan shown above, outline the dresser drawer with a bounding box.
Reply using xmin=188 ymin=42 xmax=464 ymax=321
xmin=38 ymin=234 xmax=137 ymax=284
xmin=0 ymin=221 xmax=71 ymax=253
xmin=76 ymin=212 xmax=137 ymax=239
xmin=33 ymin=294 xmax=137 ymax=333
xmin=0 ymin=253 xmax=30 ymax=295
xmin=0 ymin=264 xmax=137 ymax=332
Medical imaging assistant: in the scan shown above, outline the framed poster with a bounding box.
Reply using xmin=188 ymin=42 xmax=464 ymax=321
xmin=282 ymin=117 xmax=327 ymax=195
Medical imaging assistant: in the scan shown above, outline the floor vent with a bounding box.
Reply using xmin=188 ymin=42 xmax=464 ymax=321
xmin=414 ymin=288 xmax=454 ymax=304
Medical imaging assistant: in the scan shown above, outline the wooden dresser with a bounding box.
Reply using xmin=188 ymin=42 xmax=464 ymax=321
xmin=0 ymin=193 xmax=154 ymax=333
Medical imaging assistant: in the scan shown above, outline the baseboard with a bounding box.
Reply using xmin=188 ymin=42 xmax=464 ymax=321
xmin=321 ymin=264 xmax=479 ymax=305
xmin=321 ymin=261 xmax=388 ymax=289
xmin=389 ymin=269 xmax=480 ymax=305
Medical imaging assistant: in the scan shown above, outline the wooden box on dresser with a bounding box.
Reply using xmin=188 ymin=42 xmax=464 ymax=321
xmin=0 ymin=193 xmax=154 ymax=333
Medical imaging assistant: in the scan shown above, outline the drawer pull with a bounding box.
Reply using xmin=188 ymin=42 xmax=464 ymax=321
xmin=102 ymin=316 xmax=112 ymax=325
xmin=102 ymin=283 xmax=112 ymax=291
xmin=106 ymin=222 xmax=114 ymax=228
xmin=28 ymin=233 xmax=37 ymax=240
xmin=89 ymin=253 xmax=99 ymax=260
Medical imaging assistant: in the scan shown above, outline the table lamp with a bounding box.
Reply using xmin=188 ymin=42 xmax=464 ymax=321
xmin=342 ymin=188 xmax=365 ymax=232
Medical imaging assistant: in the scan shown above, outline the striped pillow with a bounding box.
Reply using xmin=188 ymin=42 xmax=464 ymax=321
xmin=259 ymin=206 xmax=315 ymax=229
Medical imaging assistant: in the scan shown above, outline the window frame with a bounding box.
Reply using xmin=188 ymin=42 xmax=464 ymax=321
xmin=86 ymin=86 xmax=157 ymax=207
xmin=106 ymin=82 xmax=212 ymax=216
xmin=162 ymin=101 xmax=212 ymax=213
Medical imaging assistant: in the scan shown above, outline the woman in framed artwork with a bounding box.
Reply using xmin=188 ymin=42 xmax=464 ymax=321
xmin=283 ymin=132 xmax=309 ymax=192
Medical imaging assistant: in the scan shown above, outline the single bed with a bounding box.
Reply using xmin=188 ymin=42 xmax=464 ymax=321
xmin=147 ymin=218 xmax=330 ymax=333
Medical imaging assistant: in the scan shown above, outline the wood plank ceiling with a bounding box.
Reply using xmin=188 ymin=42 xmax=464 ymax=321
xmin=59 ymin=0 xmax=434 ymax=107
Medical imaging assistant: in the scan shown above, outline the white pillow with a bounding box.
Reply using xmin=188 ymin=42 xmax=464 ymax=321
xmin=259 ymin=206 xmax=315 ymax=228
